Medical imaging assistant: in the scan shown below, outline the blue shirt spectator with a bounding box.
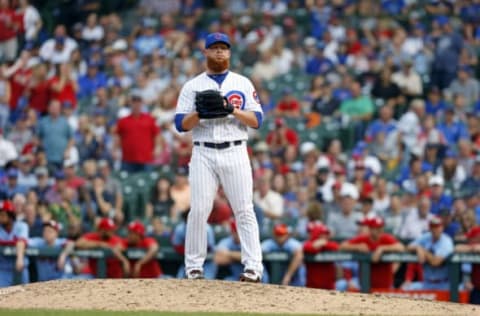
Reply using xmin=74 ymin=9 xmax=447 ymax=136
xmin=436 ymin=110 xmax=469 ymax=144
xmin=77 ymin=63 xmax=108 ymax=99
xmin=37 ymin=101 xmax=73 ymax=167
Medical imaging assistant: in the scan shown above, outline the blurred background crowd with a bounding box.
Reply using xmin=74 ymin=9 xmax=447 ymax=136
xmin=2 ymin=0 xmax=480 ymax=296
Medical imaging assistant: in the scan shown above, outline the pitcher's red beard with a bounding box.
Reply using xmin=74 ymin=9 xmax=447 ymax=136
xmin=206 ymin=56 xmax=229 ymax=73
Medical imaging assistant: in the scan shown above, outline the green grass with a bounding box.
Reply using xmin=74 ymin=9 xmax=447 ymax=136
xmin=0 ymin=311 xmax=342 ymax=316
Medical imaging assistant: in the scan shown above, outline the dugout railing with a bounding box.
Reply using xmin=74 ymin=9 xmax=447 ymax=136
xmin=2 ymin=246 xmax=479 ymax=302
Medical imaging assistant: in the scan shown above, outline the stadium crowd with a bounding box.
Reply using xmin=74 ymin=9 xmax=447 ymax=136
xmin=1 ymin=0 xmax=480 ymax=304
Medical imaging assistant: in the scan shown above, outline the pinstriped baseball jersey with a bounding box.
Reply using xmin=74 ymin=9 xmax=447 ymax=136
xmin=175 ymin=71 xmax=263 ymax=142
xmin=176 ymin=69 xmax=264 ymax=279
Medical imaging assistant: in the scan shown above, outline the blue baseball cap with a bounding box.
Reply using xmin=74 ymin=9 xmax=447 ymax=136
xmin=7 ymin=169 xmax=18 ymax=178
xmin=205 ymin=32 xmax=231 ymax=49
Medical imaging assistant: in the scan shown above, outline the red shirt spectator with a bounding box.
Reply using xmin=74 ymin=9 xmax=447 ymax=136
xmin=0 ymin=4 xmax=17 ymax=41
xmin=124 ymin=221 xmax=162 ymax=278
xmin=116 ymin=92 xmax=160 ymax=164
xmin=48 ymin=63 xmax=78 ymax=108
xmin=266 ymin=118 xmax=299 ymax=153
xmin=275 ymin=89 xmax=301 ymax=118
xmin=26 ymin=63 xmax=49 ymax=114
xmin=75 ymin=218 xmax=127 ymax=278
xmin=340 ymin=217 xmax=404 ymax=289
xmin=303 ymin=223 xmax=339 ymax=289
xmin=8 ymin=66 xmax=31 ymax=110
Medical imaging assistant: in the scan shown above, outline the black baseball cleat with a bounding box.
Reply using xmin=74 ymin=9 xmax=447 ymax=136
xmin=239 ymin=270 xmax=261 ymax=283
xmin=186 ymin=269 xmax=204 ymax=280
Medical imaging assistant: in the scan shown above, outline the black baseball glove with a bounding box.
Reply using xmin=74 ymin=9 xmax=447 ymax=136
xmin=195 ymin=90 xmax=234 ymax=119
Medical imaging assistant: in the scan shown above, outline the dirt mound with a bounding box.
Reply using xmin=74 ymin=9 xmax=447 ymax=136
xmin=0 ymin=279 xmax=477 ymax=315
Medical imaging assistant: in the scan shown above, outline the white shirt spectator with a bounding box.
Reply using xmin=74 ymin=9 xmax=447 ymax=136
xmin=82 ymin=25 xmax=104 ymax=41
xmin=254 ymin=189 xmax=284 ymax=219
xmin=399 ymin=209 xmax=433 ymax=240
xmin=261 ymin=1 xmax=288 ymax=16
xmin=272 ymin=48 xmax=294 ymax=75
xmin=391 ymin=69 xmax=423 ymax=96
xmin=0 ymin=135 xmax=18 ymax=167
xmin=398 ymin=110 xmax=421 ymax=152
xmin=23 ymin=5 xmax=41 ymax=41
xmin=39 ymin=37 xmax=78 ymax=64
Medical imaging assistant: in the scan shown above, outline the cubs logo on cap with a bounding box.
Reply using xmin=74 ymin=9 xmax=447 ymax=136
xmin=98 ymin=218 xmax=116 ymax=231
xmin=205 ymin=32 xmax=231 ymax=49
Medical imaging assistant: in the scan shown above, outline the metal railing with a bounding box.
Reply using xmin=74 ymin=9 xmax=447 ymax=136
xmin=2 ymin=246 xmax=480 ymax=302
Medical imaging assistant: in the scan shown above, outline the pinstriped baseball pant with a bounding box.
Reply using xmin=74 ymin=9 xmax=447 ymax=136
xmin=185 ymin=142 xmax=263 ymax=276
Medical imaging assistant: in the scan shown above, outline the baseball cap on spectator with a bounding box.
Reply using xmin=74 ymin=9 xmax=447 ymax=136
xmin=98 ymin=159 xmax=109 ymax=168
xmin=333 ymin=164 xmax=346 ymax=175
xmin=429 ymin=175 xmax=444 ymax=187
xmin=35 ymin=167 xmax=49 ymax=177
xmin=205 ymin=32 xmax=231 ymax=49
xmin=245 ymin=32 xmax=259 ymax=45
xmin=43 ymin=220 xmax=61 ymax=232
xmin=429 ymin=216 xmax=443 ymax=227
xmin=63 ymin=159 xmax=76 ymax=168
xmin=466 ymin=226 xmax=480 ymax=239
xmin=274 ymin=117 xmax=285 ymax=128
xmin=308 ymin=222 xmax=330 ymax=239
xmin=87 ymin=60 xmax=100 ymax=68
xmin=128 ymin=221 xmax=145 ymax=236
xmin=7 ymin=169 xmax=19 ymax=178
xmin=176 ymin=166 xmax=188 ymax=177
xmin=239 ymin=15 xmax=252 ymax=26
xmin=111 ymin=39 xmax=127 ymax=51
xmin=366 ymin=217 xmax=385 ymax=228
xmin=444 ymin=149 xmax=458 ymax=158
xmin=340 ymin=182 xmax=359 ymax=200
xmin=273 ymin=223 xmax=290 ymax=236
xmin=357 ymin=217 xmax=371 ymax=226
xmin=300 ymin=142 xmax=316 ymax=156
xmin=142 ymin=17 xmax=157 ymax=28
xmin=129 ymin=89 xmax=143 ymax=100
xmin=54 ymin=170 xmax=66 ymax=180
xmin=26 ymin=57 xmax=41 ymax=69
xmin=98 ymin=218 xmax=116 ymax=231
xmin=316 ymin=156 xmax=330 ymax=171
xmin=0 ymin=200 xmax=14 ymax=213
xmin=435 ymin=15 xmax=449 ymax=26
xmin=458 ymin=65 xmax=473 ymax=74
xmin=55 ymin=36 xmax=65 ymax=45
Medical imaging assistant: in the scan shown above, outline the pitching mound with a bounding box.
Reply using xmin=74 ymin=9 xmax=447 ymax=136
xmin=0 ymin=279 xmax=478 ymax=315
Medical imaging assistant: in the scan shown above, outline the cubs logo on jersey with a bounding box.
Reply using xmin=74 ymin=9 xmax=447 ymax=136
xmin=225 ymin=90 xmax=246 ymax=110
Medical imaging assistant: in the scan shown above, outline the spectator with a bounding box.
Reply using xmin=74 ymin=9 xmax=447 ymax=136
xmin=89 ymin=175 xmax=123 ymax=224
xmin=75 ymin=217 xmax=130 ymax=278
xmin=265 ymin=117 xmax=299 ymax=156
xmin=251 ymin=50 xmax=278 ymax=81
xmin=0 ymin=168 xmax=27 ymax=200
xmin=33 ymin=166 xmax=50 ymax=202
xmin=399 ymin=195 xmax=432 ymax=240
xmin=169 ymin=167 xmax=190 ymax=220
xmin=404 ymin=216 xmax=454 ymax=290
xmin=445 ymin=66 xmax=480 ymax=108
xmin=303 ymin=222 xmax=339 ymax=289
xmin=0 ymin=200 xmax=28 ymax=287
xmin=340 ymin=217 xmax=404 ymax=290
xmin=365 ymin=105 xmax=397 ymax=143
xmin=214 ymin=219 xmax=267 ymax=282
xmin=437 ymin=106 xmax=469 ymax=145
xmin=0 ymin=0 xmax=19 ymax=63
xmin=428 ymin=174 xmax=453 ymax=216
xmin=425 ymin=86 xmax=448 ymax=119
xmin=17 ymin=154 xmax=36 ymax=189
xmin=398 ymin=98 xmax=425 ymax=155
xmin=124 ymin=220 xmax=162 ymax=278
xmin=461 ymin=156 xmax=480 ymax=194
xmin=391 ymin=59 xmax=423 ymax=98
xmin=339 ymin=81 xmax=374 ymax=138
xmin=262 ymin=223 xmax=305 ymax=286
xmin=37 ymin=99 xmax=74 ymax=171
xmin=97 ymin=160 xmax=123 ymax=221
xmin=371 ymin=68 xmax=402 ymax=108
xmin=77 ymin=61 xmax=107 ymax=99
xmin=25 ymin=61 xmax=49 ymax=116
xmin=171 ymin=209 xmax=217 ymax=279
xmin=7 ymin=113 xmax=32 ymax=153
xmin=81 ymin=13 xmax=104 ymax=42
xmin=274 ymin=88 xmax=301 ymax=118
xmin=455 ymin=226 xmax=480 ymax=304
xmin=145 ymin=177 xmax=174 ymax=221
xmin=28 ymin=220 xmax=75 ymax=281
xmin=254 ymin=175 xmax=284 ymax=220
xmin=436 ymin=149 xmax=466 ymax=190
xmin=115 ymin=90 xmax=162 ymax=173
xmin=48 ymin=63 xmax=78 ymax=109
xmin=39 ymin=25 xmax=78 ymax=64
xmin=0 ymin=64 xmax=11 ymax=130
xmin=327 ymin=182 xmax=362 ymax=239
xmin=0 ymin=127 xmax=17 ymax=167
xmin=133 ymin=18 xmax=164 ymax=57
xmin=16 ymin=0 xmax=42 ymax=43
